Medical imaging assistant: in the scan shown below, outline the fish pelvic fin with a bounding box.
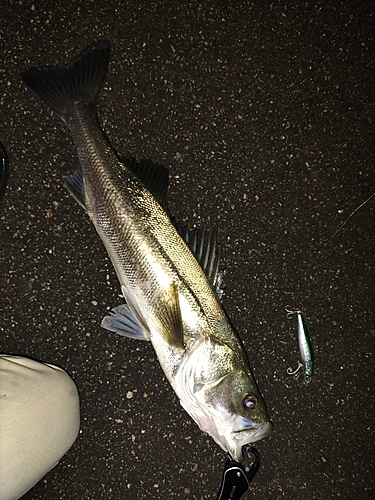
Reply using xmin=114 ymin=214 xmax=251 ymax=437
xmin=101 ymin=304 xmax=150 ymax=341
xmin=20 ymin=41 xmax=111 ymax=123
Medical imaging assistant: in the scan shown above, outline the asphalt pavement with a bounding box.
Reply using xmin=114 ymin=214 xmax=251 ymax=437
xmin=1 ymin=2 xmax=374 ymax=499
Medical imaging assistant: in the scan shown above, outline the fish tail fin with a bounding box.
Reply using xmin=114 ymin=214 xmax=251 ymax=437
xmin=21 ymin=41 xmax=111 ymax=122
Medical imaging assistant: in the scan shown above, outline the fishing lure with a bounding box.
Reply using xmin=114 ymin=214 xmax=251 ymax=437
xmin=286 ymin=306 xmax=314 ymax=385
xmin=284 ymin=194 xmax=374 ymax=385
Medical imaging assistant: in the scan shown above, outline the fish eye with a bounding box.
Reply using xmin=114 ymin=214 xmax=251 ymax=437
xmin=243 ymin=394 xmax=258 ymax=410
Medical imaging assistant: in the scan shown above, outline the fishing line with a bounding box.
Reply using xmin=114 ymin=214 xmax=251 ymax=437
xmin=304 ymin=191 xmax=375 ymax=275
xmin=285 ymin=190 xmax=374 ymax=385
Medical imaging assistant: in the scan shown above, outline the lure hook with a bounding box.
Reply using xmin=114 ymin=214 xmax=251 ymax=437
xmin=285 ymin=305 xmax=301 ymax=320
xmin=287 ymin=362 xmax=303 ymax=379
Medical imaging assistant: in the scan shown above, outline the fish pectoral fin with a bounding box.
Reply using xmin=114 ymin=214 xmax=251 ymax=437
xmin=153 ymin=282 xmax=184 ymax=348
xmin=101 ymin=304 xmax=150 ymax=341
xmin=63 ymin=167 xmax=86 ymax=209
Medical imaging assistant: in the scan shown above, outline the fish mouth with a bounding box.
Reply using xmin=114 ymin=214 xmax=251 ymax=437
xmin=229 ymin=421 xmax=273 ymax=462
xmin=247 ymin=421 xmax=273 ymax=442
xmin=231 ymin=416 xmax=273 ymax=439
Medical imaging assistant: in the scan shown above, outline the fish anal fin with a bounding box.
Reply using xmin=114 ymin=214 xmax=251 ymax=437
xmin=63 ymin=167 xmax=86 ymax=209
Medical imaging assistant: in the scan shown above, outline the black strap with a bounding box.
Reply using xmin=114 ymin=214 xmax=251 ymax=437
xmin=216 ymin=446 xmax=261 ymax=500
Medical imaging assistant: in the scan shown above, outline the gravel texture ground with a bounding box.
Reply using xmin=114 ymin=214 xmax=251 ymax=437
xmin=1 ymin=2 xmax=374 ymax=499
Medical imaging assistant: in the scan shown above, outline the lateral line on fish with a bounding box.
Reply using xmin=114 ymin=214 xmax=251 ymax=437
xmin=21 ymin=40 xmax=273 ymax=463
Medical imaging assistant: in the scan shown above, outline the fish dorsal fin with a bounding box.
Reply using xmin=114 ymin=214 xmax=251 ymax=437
xmin=120 ymin=155 xmax=169 ymax=210
xmin=177 ymin=224 xmax=224 ymax=299
xmin=63 ymin=155 xmax=169 ymax=211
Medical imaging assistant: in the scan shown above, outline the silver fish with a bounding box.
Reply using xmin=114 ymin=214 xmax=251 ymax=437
xmin=21 ymin=41 xmax=272 ymax=462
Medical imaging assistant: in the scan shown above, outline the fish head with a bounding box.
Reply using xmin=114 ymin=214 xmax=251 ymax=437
xmin=194 ymin=368 xmax=272 ymax=462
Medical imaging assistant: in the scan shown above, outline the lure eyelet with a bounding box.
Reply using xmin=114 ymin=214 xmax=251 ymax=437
xmin=243 ymin=394 xmax=258 ymax=410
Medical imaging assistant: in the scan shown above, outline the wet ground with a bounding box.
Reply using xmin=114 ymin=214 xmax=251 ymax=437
xmin=1 ymin=2 xmax=374 ymax=499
